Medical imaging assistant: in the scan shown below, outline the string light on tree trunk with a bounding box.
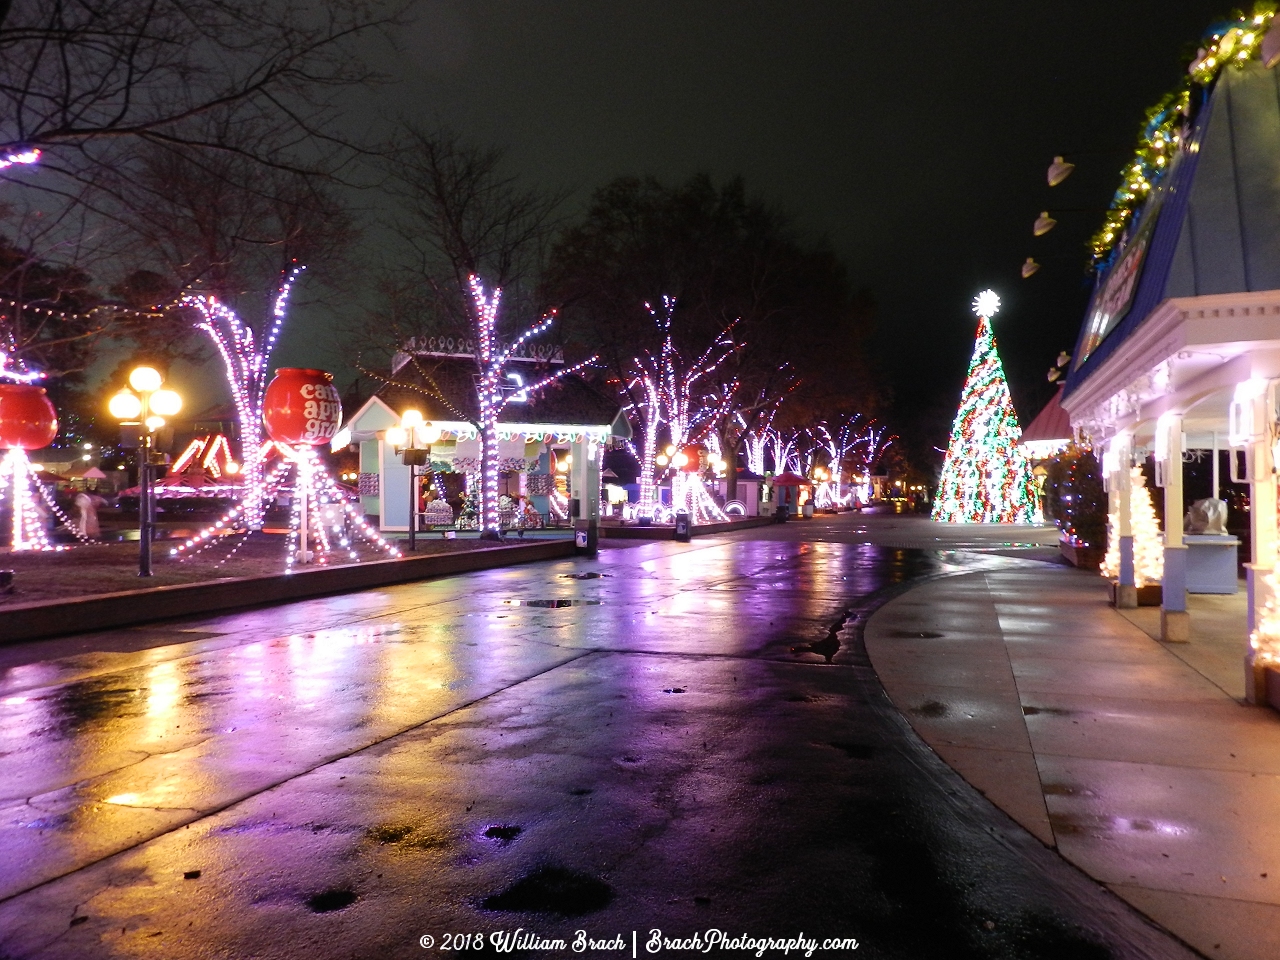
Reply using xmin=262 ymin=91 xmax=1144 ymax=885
xmin=627 ymin=297 xmax=737 ymax=523
xmin=466 ymin=275 xmax=597 ymax=538
xmin=0 ymin=149 xmax=39 ymax=171
xmin=181 ymin=264 xmax=305 ymax=531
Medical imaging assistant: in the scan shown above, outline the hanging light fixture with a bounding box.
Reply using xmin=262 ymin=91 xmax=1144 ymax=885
xmin=1021 ymin=257 xmax=1041 ymax=278
xmin=1033 ymin=211 xmax=1057 ymax=236
xmin=1047 ymin=156 xmax=1074 ymax=187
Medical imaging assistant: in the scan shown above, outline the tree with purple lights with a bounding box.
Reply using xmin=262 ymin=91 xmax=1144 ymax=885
xmin=627 ymin=297 xmax=737 ymax=523
xmin=181 ymin=265 xmax=305 ymax=530
xmin=467 ymin=276 xmax=596 ymax=538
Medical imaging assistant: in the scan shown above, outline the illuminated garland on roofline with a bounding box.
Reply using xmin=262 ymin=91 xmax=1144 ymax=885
xmin=1089 ymin=5 xmax=1276 ymax=268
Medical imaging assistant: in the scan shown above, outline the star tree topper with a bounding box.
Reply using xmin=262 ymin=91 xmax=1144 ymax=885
xmin=972 ymin=289 xmax=1001 ymax=319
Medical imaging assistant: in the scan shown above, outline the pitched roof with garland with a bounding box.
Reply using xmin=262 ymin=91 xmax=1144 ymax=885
xmin=373 ymin=352 xmax=628 ymax=432
xmin=1065 ymin=9 xmax=1280 ymax=397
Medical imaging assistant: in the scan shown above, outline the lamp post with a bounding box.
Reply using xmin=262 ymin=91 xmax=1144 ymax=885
xmin=384 ymin=409 xmax=439 ymax=552
xmin=109 ymin=367 xmax=182 ymax=576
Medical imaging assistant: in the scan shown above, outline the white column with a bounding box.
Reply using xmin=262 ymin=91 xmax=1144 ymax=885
xmin=570 ymin=434 xmax=600 ymax=553
xmin=1115 ymin=433 xmax=1137 ymax=608
xmin=1211 ymin=430 xmax=1220 ymax=501
xmin=1235 ymin=379 xmax=1277 ymax=703
xmin=1159 ymin=414 xmax=1189 ymax=640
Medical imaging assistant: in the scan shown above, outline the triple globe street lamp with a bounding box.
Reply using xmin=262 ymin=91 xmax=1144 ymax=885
xmin=384 ymin=409 xmax=440 ymax=551
xmin=109 ymin=366 xmax=182 ymax=576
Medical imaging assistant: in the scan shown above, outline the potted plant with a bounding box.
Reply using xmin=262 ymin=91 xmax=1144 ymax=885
xmin=1045 ymin=445 xmax=1106 ymax=569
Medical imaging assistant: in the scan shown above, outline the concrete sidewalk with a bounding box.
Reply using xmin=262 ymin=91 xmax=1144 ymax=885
xmin=867 ymin=558 xmax=1280 ymax=960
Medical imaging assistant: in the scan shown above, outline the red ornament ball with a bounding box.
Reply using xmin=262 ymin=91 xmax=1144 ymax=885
xmin=262 ymin=368 xmax=342 ymax=446
xmin=0 ymin=384 xmax=58 ymax=450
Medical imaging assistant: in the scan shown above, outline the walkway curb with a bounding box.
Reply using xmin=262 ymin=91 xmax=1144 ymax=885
xmin=0 ymin=539 xmax=576 ymax=646
xmin=599 ymin=515 xmax=775 ymax=539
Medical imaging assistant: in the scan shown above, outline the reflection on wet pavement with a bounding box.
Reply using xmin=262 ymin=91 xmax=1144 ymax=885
xmin=0 ymin=517 xmax=1198 ymax=959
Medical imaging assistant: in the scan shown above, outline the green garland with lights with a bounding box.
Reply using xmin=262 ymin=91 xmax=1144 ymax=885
xmin=1090 ymin=4 xmax=1276 ymax=268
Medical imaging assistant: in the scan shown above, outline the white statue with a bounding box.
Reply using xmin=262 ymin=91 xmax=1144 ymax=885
xmin=1185 ymin=498 xmax=1228 ymax=535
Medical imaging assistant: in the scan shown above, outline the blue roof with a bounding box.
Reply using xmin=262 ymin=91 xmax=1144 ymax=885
xmin=1065 ymin=62 xmax=1280 ymax=398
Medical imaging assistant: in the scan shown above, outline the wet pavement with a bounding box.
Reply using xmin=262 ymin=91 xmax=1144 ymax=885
xmin=0 ymin=515 xmax=1199 ymax=958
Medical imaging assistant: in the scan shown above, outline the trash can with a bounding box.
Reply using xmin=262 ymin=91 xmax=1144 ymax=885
xmin=774 ymin=505 xmax=790 ymax=523
xmin=802 ymin=503 xmax=814 ymax=519
xmin=674 ymin=510 xmax=691 ymax=542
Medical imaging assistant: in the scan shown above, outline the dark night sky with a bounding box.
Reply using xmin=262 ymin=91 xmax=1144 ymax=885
xmin=279 ymin=0 xmax=1225 ymax=465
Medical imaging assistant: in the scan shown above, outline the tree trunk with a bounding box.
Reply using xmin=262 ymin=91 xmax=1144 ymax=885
xmin=724 ymin=436 xmax=739 ymax=503
xmin=638 ymin=416 xmax=659 ymax=519
xmin=479 ymin=420 xmax=502 ymax=539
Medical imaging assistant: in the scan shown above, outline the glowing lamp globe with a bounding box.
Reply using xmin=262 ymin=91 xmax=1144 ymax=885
xmin=150 ymin=388 xmax=182 ymax=417
xmin=129 ymin=366 xmax=163 ymax=393
xmin=262 ymin=368 xmax=342 ymax=445
xmin=0 ymin=384 xmax=58 ymax=450
xmin=108 ymin=390 xmax=143 ymax=420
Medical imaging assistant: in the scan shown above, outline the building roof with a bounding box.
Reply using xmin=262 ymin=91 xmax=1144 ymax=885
xmin=772 ymin=472 xmax=812 ymax=486
xmin=1066 ymin=61 xmax=1280 ymax=398
xmin=353 ymin=353 xmax=630 ymax=438
xmin=1018 ymin=385 xmax=1071 ymax=444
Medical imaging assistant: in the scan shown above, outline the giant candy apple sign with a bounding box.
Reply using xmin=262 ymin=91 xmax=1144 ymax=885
xmin=0 ymin=384 xmax=58 ymax=450
xmin=262 ymin=368 xmax=342 ymax=445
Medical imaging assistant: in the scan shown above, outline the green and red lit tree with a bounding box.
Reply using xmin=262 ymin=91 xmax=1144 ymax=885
xmin=931 ymin=291 xmax=1040 ymax=524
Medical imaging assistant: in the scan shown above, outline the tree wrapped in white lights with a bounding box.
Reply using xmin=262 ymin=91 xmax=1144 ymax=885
xmin=767 ymin=427 xmax=799 ymax=475
xmin=740 ymin=402 xmax=786 ymax=476
xmin=813 ymin=415 xmax=867 ymax=504
xmin=181 ymin=264 xmax=304 ymax=528
xmin=932 ymin=290 xmax=1039 ymax=523
xmin=627 ymin=297 xmax=736 ymax=522
xmin=467 ymin=276 xmax=596 ymax=537
xmin=1100 ymin=467 xmax=1163 ymax=586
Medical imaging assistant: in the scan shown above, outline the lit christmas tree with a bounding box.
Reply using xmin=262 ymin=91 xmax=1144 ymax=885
xmin=1100 ymin=466 xmax=1164 ymax=586
xmin=932 ymin=290 xmax=1040 ymax=523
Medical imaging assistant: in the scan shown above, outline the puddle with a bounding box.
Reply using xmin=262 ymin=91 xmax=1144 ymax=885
xmin=481 ymin=865 xmax=614 ymax=916
xmin=365 ymin=821 xmax=450 ymax=850
xmin=791 ymin=632 xmax=840 ymax=663
xmin=305 ymin=888 xmax=357 ymax=913
xmin=504 ymin=599 xmax=602 ymax=608
xmin=482 ymin=824 xmax=523 ymax=844
xmin=911 ymin=699 xmax=949 ymax=718
xmin=1022 ymin=705 xmax=1076 ymax=717
xmin=561 ymin=572 xmax=611 ymax=580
